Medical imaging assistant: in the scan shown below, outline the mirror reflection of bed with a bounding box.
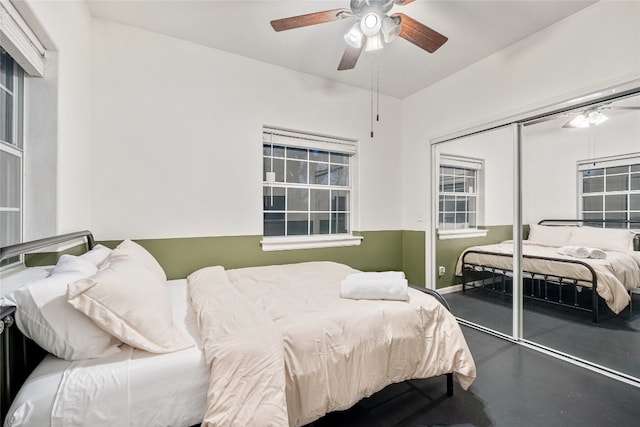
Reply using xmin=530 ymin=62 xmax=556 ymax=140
xmin=438 ymin=91 xmax=640 ymax=380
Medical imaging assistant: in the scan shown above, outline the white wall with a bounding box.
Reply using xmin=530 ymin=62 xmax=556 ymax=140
xmin=90 ymin=19 xmax=403 ymax=240
xmin=20 ymin=0 xmax=93 ymax=238
xmin=401 ymin=1 xmax=640 ymax=278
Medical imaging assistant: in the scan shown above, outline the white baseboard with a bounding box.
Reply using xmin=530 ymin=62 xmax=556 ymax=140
xmin=436 ymin=284 xmax=462 ymax=295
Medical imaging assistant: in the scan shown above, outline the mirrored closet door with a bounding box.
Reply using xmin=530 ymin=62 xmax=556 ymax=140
xmin=434 ymin=126 xmax=516 ymax=336
xmin=521 ymin=91 xmax=640 ymax=380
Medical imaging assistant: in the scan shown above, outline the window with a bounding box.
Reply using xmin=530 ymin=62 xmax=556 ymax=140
xmin=0 ymin=48 xmax=24 ymax=267
xmin=437 ymin=155 xmax=486 ymax=239
xmin=261 ymin=127 xmax=361 ymax=251
xmin=579 ymin=155 xmax=640 ymax=229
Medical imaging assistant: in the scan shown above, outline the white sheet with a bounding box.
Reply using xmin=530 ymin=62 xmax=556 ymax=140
xmin=4 ymin=279 xmax=208 ymax=427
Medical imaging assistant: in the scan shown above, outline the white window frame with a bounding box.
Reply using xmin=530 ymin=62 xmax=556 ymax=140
xmin=577 ymin=153 xmax=640 ymax=229
xmin=0 ymin=48 xmax=24 ymax=269
xmin=437 ymin=154 xmax=488 ymax=240
xmin=261 ymin=126 xmax=361 ymax=251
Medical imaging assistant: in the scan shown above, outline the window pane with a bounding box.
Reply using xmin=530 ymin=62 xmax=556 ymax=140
xmin=582 ymin=168 xmax=603 ymax=177
xmin=310 ymin=213 xmax=330 ymax=235
xmin=604 ymin=212 xmax=627 ymax=228
xmin=453 ymin=176 xmax=465 ymax=192
xmin=0 ymin=50 xmax=13 ymax=92
xmin=0 ymin=211 xmax=20 ymax=247
xmin=263 ymin=187 xmax=285 ymax=211
xmin=606 ymin=174 xmax=628 ymax=192
xmin=273 ymin=145 xmax=285 ymax=157
xmin=263 ymin=144 xmax=271 ymax=156
xmin=0 ymin=89 xmax=13 ymax=144
xmin=286 ymin=160 xmax=307 ymax=183
xmin=263 ymin=213 xmax=285 ymax=236
xmin=631 ymin=164 xmax=640 ymax=172
xmin=330 ymin=152 xmax=348 ymax=164
xmin=331 ymin=190 xmax=349 ymax=212
xmin=287 ymin=213 xmax=308 ymax=235
xmin=310 ymin=189 xmax=330 ymax=211
xmin=583 ymin=195 xmax=603 ymax=211
xmin=1 ymin=150 xmax=21 ymax=208
xmin=331 ymin=213 xmax=349 ymax=233
xmin=465 ymin=177 xmax=476 ymax=193
xmin=330 ymin=165 xmax=349 ymax=186
xmin=439 ymin=196 xmax=444 ymax=212
xmin=286 ymin=147 xmax=307 ymax=160
xmin=630 ymin=173 xmax=640 ymax=190
xmin=309 ymin=162 xmax=328 ymax=185
xmin=606 ymin=166 xmax=628 ymax=175
xmin=468 ymin=196 xmax=477 ymax=212
xmin=583 ymin=212 xmax=603 ymax=228
xmin=441 ymin=175 xmax=454 ymax=192
xmin=444 ymin=196 xmax=455 ymax=212
xmin=468 ymin=213 xmax=477 ymax=228
xmin=455 ymin=213 xmax=467 ymax=227
xmin=583 ymin=176 xmax=604 ymax=193
xmin=263 ymin=158 xmax=284 ymax=182
xmin=605 ymin=194 xmax=627 ymax=211
xmin=287 ymin=188 xmax=308 ymax=211
xmin=455 ymin=196 xmax=467 ymax=212
xmin=309 ymin=150 xmax=328 ymax=162
xmin=630 ymin=194 xmax=640 ymax=211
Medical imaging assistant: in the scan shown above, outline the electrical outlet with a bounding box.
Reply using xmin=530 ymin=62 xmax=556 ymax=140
xmin=438 ymin=266 xmax=446 ymax=276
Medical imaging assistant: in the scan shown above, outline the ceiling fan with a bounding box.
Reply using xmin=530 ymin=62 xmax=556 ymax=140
xmin=563 ymin=104 xmax=640 ymax=128
xmin=270 ymin=0 xmax=448 ymax=71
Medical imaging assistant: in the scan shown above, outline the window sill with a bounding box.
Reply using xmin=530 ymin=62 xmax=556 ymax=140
xmin=437 ymin=228 xmax=489 ymax=240
xmin=261 ymin=234 xmax=363 ymax=251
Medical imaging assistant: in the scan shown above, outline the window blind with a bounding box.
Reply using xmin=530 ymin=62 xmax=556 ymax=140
xmin=578 ymin=153 xmax=640 ymax=171
xmin=0 ymin=0 xmax=45 ymax=76
xmin=263 ymin=126 xmax=357 ymax=155
xmin=440 ymin=154 xmax=483 ymax=170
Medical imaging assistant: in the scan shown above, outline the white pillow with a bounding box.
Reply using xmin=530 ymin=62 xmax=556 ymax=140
xmin=527 ymin=224 xmax=573 ymax=247
xmin=568 ymin=226 xmax=635 ymax=251
xmin=5 ymin=271 xmax=122 ymax=361
xmin=67 ymin=257 xmax=192 ymax=354
xmin=108 ymin=239 xmax=166 ymax=281
xmin=79 ymin=244 xmax=112 ymax=267
xmin=51 ymin=254 xmax=98 ymax=276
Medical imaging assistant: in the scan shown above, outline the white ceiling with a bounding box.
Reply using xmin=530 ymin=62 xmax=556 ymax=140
xmin=86 ymin=0 xmax=597 ymax=99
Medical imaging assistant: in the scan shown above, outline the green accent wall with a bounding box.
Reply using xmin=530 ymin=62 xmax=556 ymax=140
xmin=402 ymin=230 xmax=426 ymax=286
xmin=435 ymin=225 xmax=514 ymax=290
xmin=99 ymin=231 xmax=406 ymax=281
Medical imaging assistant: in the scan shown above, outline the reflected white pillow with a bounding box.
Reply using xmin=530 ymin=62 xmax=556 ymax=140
xmin=68 ymin=257 xmax=192 ymax=354
xmin=569 ymin=226 xmax=635 ymax=251
xmin=79 ymin=244 xmax=112 ymax=267
xmin=527 ymin=224 xmax=573 ymax=247
xmin=51 ymin=254 xmax=97 ymax=276
xmin=5 ymin=266 xmax=122 ymax=360
xmin=108 ymin=239 xmax=166 ymax=281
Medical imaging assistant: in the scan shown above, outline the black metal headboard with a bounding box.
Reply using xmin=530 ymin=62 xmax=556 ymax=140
xmin=0 ymin=230 xmax=95 ymax=421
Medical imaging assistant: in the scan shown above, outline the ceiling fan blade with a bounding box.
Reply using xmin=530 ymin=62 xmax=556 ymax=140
xmin=394 ymin=0 xmax=417 ymax=5
xmin=271 ymin=8 xmax=350 ymax=32
xmin=605 ymin=106 xmax=640 ymax=110
xmin=337 ymin=44 xmax=365 ymax=71
xmin=391 ymin=13 xmax=448 ymax=53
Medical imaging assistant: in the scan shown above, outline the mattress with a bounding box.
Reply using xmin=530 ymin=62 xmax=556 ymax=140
xmin=4 ymin=279 xmax=209 ymax=427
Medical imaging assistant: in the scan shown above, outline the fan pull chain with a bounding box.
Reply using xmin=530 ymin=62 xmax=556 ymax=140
xmin=376 ymin=60 xmax=380 ymax=123
xmin=370 ymin=60 xmax=374 ymax=138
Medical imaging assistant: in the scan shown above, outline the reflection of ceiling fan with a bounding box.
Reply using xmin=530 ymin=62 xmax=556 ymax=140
xmin=270 ymin=0 xmax=448 ymax=70
xmin=563 ymin=104 xmax=640 ymax=128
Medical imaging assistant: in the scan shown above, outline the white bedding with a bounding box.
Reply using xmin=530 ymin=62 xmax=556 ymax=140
xmin=4 ymin=280 xmax=209 ymax=427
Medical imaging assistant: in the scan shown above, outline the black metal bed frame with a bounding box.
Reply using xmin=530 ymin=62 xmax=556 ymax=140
xmin=0 ymin=231 xmax=95 ymax=422
xmin=460 ymin=219 xmax=639 ymax=324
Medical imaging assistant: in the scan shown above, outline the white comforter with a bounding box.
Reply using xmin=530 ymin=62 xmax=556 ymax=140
xmin=188 ymin=261 xmax=476 ymax=427
xmin=456 ymin=241 xmax=640 ymax=313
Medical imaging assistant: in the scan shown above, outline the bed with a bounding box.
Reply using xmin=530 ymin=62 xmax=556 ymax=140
xmin=455 ymin=220 xmax=640 ymax=322
xmin=1 ymin=231 xmax=476 ymax=426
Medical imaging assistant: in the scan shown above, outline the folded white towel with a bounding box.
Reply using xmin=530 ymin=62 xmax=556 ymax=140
xmin=558 ymin=246 xmax=607 ymax=259
xmin=586 ymin=247 xmax=607 ymax=259
xmin=557 ymin=246 xmax=589 ymax=258
xmin=340 ymin=271 xmax=408 ymax=301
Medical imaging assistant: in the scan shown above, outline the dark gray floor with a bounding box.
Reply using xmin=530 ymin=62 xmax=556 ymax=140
xmin=446 ymin=288 xmax=640 ymax=378
xmin=309 ymin=326 xmax=640 ymax=427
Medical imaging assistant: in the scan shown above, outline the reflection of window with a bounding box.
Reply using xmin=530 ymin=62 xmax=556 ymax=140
xmin=438 ymin=155 xmax=483 ymax=232
xmin=0 ymin=49 xmax=24 ymax=268
xmin=262 ymin=128 xmax=356 ymax=241
xmin=579 ymin=156 xmax=640 ymax=228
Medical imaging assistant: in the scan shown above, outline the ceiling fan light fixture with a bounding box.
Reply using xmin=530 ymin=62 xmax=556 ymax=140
xmin=381 ymin=16 xmax=401 ymax=43
xmin=568 ymin=111 xmax=609 ymax=128
xmin=344 ymin=22 xmax=364 ymax=48
xmin=365 ymin=33 xmax=384 ymax=51
xmin=360 ymin=12 xmax=382 ymax=36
